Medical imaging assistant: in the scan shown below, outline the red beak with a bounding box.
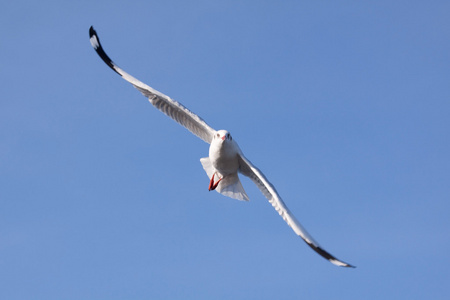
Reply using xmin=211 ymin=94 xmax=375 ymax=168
xmin=221 ymin=135 xmax=226 ymax=141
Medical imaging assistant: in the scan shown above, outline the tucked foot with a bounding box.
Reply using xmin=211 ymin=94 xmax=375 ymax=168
xmin=208 ymin=173 xmax=223 ymax=191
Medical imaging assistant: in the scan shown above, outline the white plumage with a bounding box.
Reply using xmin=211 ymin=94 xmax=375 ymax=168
xmin=89 ymin=26 xmax=354 ymax=268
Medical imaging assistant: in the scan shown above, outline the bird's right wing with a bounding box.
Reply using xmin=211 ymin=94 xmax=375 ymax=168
xmin=89 ymin=26 xmax=216 ymax=144
xmin=238 ymin=153 xmax=355 ymax=268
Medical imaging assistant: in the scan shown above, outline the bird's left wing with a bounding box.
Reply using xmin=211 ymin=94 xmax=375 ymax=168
xmin=238 ymin=153 xmax=355 ymax=268
xmin=89 ymin=26 xmax=215 ymax=144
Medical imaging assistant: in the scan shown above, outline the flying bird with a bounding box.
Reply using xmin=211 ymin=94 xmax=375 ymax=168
xmin=89 ymin=26 xmax=354 ymax=268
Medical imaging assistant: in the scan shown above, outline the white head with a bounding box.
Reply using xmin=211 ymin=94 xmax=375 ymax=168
xmin=213 ymin=130 xmax=232 ymax=142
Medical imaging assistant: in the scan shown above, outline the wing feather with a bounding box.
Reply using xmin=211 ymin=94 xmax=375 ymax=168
xmin=89 ymin=26 xmax=215 ymax=144
xmin=238 ymin=154 xmax=355 ymax=268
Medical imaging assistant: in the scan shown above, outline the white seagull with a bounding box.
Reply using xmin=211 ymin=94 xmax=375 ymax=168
xmin=89 ymin=26 xmax=355 ymax=268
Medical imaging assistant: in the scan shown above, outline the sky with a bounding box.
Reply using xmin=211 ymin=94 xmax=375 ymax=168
xmin=1 ymin=0 xmax=449 ymax=299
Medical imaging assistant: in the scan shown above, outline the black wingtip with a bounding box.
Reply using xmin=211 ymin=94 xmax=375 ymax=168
xmin=307 ymin=242 xmax=355 ymax=268
xmin=89 ymin=26 xmax=100 ymax=50
xmin=89 ymin=26 xmax=97 ymax=42
xmin=89 ymin=26 xmax=121 ymax=75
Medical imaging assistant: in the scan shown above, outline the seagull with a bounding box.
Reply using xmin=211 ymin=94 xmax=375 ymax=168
xmin=89 ymin=26 xmax=355 ymax=268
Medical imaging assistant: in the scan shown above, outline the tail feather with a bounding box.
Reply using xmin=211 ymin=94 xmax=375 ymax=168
xmin=200 ymin=157 xmax=249 ymax=201
xmin=200 ymin=157 xmax=215 ymax=178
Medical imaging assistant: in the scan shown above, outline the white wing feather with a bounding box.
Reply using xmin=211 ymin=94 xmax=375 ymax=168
xmin=238 ymin=154 xmax=355 ymax=268
xmin=89 ymin=27 xmax=215 ymax=144
xmin=90 ymin=26 xmax=354 ymax=268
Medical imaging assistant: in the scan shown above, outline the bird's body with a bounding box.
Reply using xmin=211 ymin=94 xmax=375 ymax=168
xmin=89 ymin=26 xmax=355 ymax=268
xmin=209 ymin=130 xmax=240 ymax=177
xmin=202 ymin=130 xmax=249 ymax=201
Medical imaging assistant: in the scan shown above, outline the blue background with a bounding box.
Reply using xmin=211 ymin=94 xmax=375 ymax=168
xmin=1 ymin=1 xmax=449 ymax=299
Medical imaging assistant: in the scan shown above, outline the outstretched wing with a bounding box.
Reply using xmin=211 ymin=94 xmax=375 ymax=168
xmin=89 ymin=26 xmax=216 ymax=144
xmin=238 ymin=154 xmax=355 ymax=268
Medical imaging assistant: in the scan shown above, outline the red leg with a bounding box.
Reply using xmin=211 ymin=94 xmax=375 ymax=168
xmin=211 ymin=177 xmax=223 ymax=191
xmin=208 ymin=173 xmax=223 ymax=191
xmin=208 ymin=173 xmax=216 ymax=191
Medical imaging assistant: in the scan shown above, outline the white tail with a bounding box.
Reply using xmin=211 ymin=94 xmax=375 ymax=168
xmin=200 ymin=157 xmax=249 ymax=201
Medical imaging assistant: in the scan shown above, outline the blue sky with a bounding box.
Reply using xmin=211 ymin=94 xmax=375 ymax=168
xmin=1 ymin=1 xmax=449 ymax=299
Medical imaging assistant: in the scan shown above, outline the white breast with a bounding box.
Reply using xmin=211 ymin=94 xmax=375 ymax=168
xmin=209 ymin=138 xmax=240 ymax=176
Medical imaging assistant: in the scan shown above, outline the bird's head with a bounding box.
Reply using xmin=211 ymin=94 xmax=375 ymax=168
xmin=214 ymin=130 xmax=232 ymax=142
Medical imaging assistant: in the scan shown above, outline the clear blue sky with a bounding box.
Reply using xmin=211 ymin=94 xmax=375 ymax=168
xmin=1 ymin=1 xmax=449 ymax=299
